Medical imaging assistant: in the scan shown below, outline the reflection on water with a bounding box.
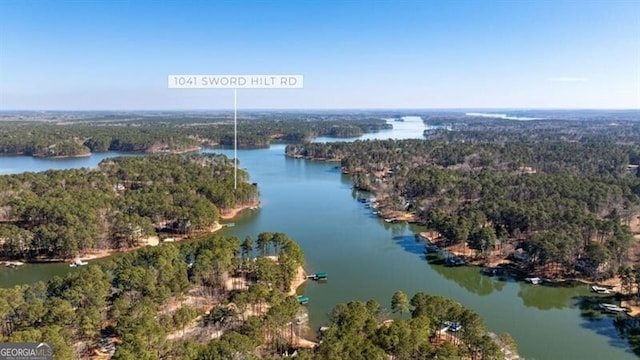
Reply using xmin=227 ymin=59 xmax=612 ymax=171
xmin=425 ymin=254 xmax=507 ymax=296
xmin=0 ymin=262 xmax=73 ymax=288
xmin=517 ymin=282 xmax=584 ymax=310
xmin=576 ymin=296 xmax=639 ymax=357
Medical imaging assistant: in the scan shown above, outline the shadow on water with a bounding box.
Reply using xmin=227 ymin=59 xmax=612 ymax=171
xmin=392 ymin=235 xmax=427 ymax=259
xmin=575 ymin=295 xmax=640 ymax=356
xmin=385 ymin=222 xmax=410 ymax=238
xmin=408 ymin=229 xmax=639 ymax=358
xmin=327 ymin=166 xmax=342 ymax=174
xmin=351 ymin=188 xmax=373 ymax=201
xmin=433 ymin=265 xmax=506 ymax=296
xmin=416 ymin=247 xmax=506 ymax=296
xmin=516 ymin=282 xmax=582 ymax=310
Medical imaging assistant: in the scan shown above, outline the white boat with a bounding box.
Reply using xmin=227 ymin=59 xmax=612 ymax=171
xmin=4 ymin=261 xmax=25 ymax=268
xmin=591 ymin=285 xmax=611 ymax=294
xmin=70 ymin=259 xmax=88 ymax=267
xmin=599 ymin=303 xmax=619 ymax=309
xmin=599 ymin=303 xmax=627 ymax=313
xmin=525 ymin=277 xmax=543 ymax=285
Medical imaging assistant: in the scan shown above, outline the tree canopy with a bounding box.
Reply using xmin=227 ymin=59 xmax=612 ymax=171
xmin=0 ymin=154 xmax=258 ymax=259
xmin=287 ymin=120 xmax=640 ymax=279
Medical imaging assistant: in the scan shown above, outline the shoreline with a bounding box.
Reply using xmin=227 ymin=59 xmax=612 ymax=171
xmin=222 ymin=263 xmax=317 ymax=350
xmin=2 ymin=202 xmax=258 ymax=265
xmin=2 ymin=146 xmax=202 ymax=160
xmin=33 ymin=152 xmax=92 ymax=159
xmin=147 ymin=146 xmax=202 ymax=155
xmin=368 ymin=183 xmax=640 ymax=287
xmin=417 ymin=231 xmax=624 ymax=286
xmin=375 ymin=201 xmax=419 ymax=223
xmin=219 ymin=200 xmax=261 ymax=220
xmin=287 ymin=265 xmax=318 ymax=349
xmin=288 ymin=265 xmax=308 ymax=296
xmin=285 ymin=154 xmax=342 ymax=162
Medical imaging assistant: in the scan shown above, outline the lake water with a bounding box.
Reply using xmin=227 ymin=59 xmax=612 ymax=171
xmin=0 ymin=116 xmax=635 ymax=359
xmin=0 ymin=151 xmax=140 ymax=175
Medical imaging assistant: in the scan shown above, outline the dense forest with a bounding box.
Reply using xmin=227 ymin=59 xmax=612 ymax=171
xmin=4 ymin=110 xmax=640 ymax=357
xmin=307 ymin=291 xmax=508 ymax=360
xmin=0 ymin=232 xmax=308 ymax=359
xmin=0 ymin=154 xmax=258 ymax=259
xmin=0 ymin=112 xmax=391 ymax=157
xmin=286 ymin=119 xmax=640 ymax=280
xmin=0 ymin=231 xmax=507 ymax=359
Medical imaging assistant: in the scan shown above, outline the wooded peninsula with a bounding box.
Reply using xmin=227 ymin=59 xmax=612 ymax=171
xmin=0 ymin=231 xmax=508 ymax=359
xmin=0 ymin=112 xmax=391 ymax=158
xmin=286 ymin=115 xmax=640 ymax=283
xmin=0 ymin=154 xmax=258 ymax=260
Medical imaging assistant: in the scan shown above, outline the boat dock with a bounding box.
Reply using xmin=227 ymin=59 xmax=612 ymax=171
xmin=297 ymin=295 xmax=309 ymax=305
xmin=3 ymin=261 xmax=25 ymax=268
xmin=69 ymin=259 xmax=89 ymax=267
xmin=444 ymin=256 xmax=467 ymax=267
xmin=598 ymin=303 xmax=629 ymax=314
xmin=591 ymin=285 xmax=611 ymax=294
xmin=525 ymin=277 xmax=543 ymax=285
xmin=307 ymin=272 xmax=328 ymax=281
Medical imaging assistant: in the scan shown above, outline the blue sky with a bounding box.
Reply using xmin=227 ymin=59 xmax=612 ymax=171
xmin=0 ymin=0 xmax=638 ymax=110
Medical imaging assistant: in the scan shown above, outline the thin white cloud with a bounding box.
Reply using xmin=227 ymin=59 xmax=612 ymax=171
xmin=546 ymin=77 xmax=589 ymax=82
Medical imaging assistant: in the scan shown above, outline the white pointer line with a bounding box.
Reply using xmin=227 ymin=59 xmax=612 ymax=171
xmin=167 ymin=74 xmax=304 ymax=191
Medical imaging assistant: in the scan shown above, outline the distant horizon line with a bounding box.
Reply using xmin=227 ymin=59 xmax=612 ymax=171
xmin=1 ymin=107 xmax=639 ymax=112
